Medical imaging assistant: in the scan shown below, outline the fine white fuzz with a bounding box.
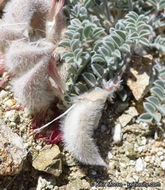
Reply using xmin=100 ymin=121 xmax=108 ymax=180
xmin=61 ymin=88 xmax=109 ymax=166
xmin=0 ymin=0 xmax=51 ymax=47
xmin=3 ymin=0 xmax=49 ymax=30
xmin=11 ymin=57 xmax=55 ymax=113
xmin=0 ymin=0 xmax=50 ymax=50
xmin=0 ymin=22 xmax=24 ymax=51
xmin=5 ymin=40 xmax=54 ymax=75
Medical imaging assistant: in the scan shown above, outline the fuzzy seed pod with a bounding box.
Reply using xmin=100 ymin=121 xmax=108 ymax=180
xmin=5 ymin=40 xmax=54 ymax=76
xmin=3 ymin=0 xmax=49 ymax=32
xmin=0 ymin=22 xmax=24 ymax=51
xmin=11 ymin=57 xmax=55 ymax=113
xmin=61 ymin=88 xmax=109 ymax=166
xmin=0 ymin=0 xmax=50 ymax=50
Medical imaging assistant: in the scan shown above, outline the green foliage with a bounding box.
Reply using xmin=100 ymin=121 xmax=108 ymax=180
xmin=60 ymin=0 xmax=165 ymax=125
xmin=60 ymin=2 xmax=152 ymax=95
xmin=152 ymin=35 xmax=165 ymax=53
xmin=147 ymin=0 xmax=165 ymax=11
xmin=138 ymin=66 xmax=165 ymax=124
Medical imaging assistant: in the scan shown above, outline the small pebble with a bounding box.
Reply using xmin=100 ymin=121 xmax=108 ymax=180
xmin=126 ymin=176 xmax=134 ymax=183
xmin=161 ymin=161 xmax=165 ymax=170
xmin=157 ymin=151 xmax=163 ymax=156
xmin=36 ymin=145 xmax=42 ymax=151
xmin=137 ymin=146 xmax=143 ymax=153
xmin=120 ymin=162 xmax=126 ymax=169
xmin=160 ymin=155 xmax=164 ymax=161
xmin=4 ymin=99 xmax=16 ymax=107
xmin=130 ymin=160 xmax=135 ymax=165
xmin=141 ymin=137 xmax=147 ymax=145
xmin=9 ymin=121 xmax=16 ymax=127
xmin=108 ymin=162 xmax=115 ymax=169
xmin=133 ymin=174 xmax=139 ymax=181
xmin=112 ymin=123 xmax=122 ymax=143
xmin=108 ymin=152 xmax=113 ymax=159
xmin=135 ymin=158 xmax=144 ymax=172
xmin=150 ymin=155 xmax=156 ymax=164
xmin=145 ymin=156 xmax=150 ymax=162
xmin=0 ymin=90 xmax=8 ymax=99
xmin=5 ymin=110 xmax=19 ymax=122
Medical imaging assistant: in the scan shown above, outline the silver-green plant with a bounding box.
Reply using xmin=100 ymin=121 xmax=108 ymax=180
xmin=152 ymin=35 xmax=165 ymax=53
xmin=59 ymin=0 xmax=165 ymax=125
xmin=138 ymin=65 xmax=165 ymax=124
xmin=59 ymin=1 xmax=152 ymax=97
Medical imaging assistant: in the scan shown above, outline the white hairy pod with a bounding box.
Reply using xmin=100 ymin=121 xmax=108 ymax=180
xmin=0 ymin=21 xmax=24 ymax=51
xmin=3 ymin=0 xmax=49 ymax=33
xmin=61 ymin=88 xmax=110 ymax=166
xmin=11 ymin=57 xmax=55 ymax=113
xmin=0 ymin=0 xmax=50 ymax=50
xmin=5 ymin=40 xmax=54 ymax=76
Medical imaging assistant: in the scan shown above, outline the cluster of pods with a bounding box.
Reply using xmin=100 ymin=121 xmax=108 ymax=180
xmin=0 ymin=0 xmax=123 ymax=166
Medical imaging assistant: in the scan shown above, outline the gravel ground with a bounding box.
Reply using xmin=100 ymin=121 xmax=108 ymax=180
xmin=0 ymin=77 xmax=165 ymax=190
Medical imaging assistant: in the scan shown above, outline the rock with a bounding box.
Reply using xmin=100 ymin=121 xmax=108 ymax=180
xmin=124 ymin=141 xmax=140 ymax=159
xmin=122 ymin=123 xmax=151 ymax=136
xmin=36 ymin=176 xmax=55 ymax=190
xmin=4 ymin=110 xmax=20 ymax=123
xmin=0 ymin=90 xmax=8 ymax=100
xmin=161 ymin=161 xmax=165 ymax=170
xmin=32 ymin=144 xmax=62 ymax=177
xmin=126 ymin=55 xmax=153 ymax=101
xmin=69 ymin=168 xmax=86 ymax=179
xmin=4 ymin=98 xmax=17 ymax=107
xmin=137 ymin=146 xmax=143 ymax=153
xmin=140 ymin=137 xmax=147 ymax=146
xmin=117 ymin=107 xmax=138 ymax=127
xmin=0 ymin=120 xmax=27 ymax=176
xmin=108 ymin=151 xmax=113 ymax=159
xmin=112 ymin=123 xmax=122 ymax=143
xmin=135 ymin=158 xmax=144 ymax=172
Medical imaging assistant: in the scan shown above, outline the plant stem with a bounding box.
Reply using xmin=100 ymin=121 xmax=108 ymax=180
xmin=128 ymin=0 xmax=133 ymax=11
xmin=88 ymin=8 xmax=110 ymax=33
xmin=103 ymin=0 xmax=112 ymax=25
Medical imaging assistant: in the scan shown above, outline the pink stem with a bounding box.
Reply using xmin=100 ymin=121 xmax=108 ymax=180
xmin=48 ymin=56 xmax=63 ymax=93
xmin=0 ymin=63 xmax=6 ymax=75
xmin=4 ymin=104 xmax=25 ymax=112
xmin=0 ymin=51 xmax=6 ymax=75
xmin=49 ymin=0 xmax=65 ymax=20
xmin=47 ymin=132 xmax=62 ymax=144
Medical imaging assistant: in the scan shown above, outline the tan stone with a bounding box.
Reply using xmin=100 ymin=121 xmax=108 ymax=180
xmin=32 ymin=144 xmax=62 ymax=176
xmin=126 ymin=55 xmax=153 ymax=101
